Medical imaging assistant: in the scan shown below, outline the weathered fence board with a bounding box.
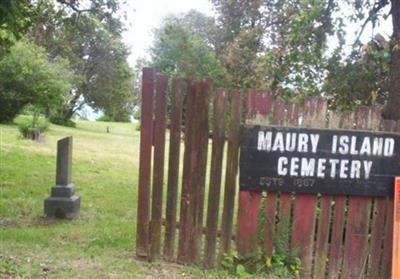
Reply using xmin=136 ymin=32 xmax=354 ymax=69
xmin=219 ymin=91 xmax=241 ymax=260
xmin=204 ymin=89 xmax=227 ymax=267
xmin=382 ymin=198 xmax=394 ymax=278
xmin=178 ymin=80 xmax=209 ymax=263
xmin=136 ymin=68 xmax=398 ymax=277
xmin=136 ymin=68 xmax=154 ymax=258
xmin=380 ymin=120 xmax=399 ymax=278
xmin=264 ymin=192 xmax=277 ymax=256
xmin=326 ymin=112 xmax=354 ymax=279
xmin=313 ymin=195 xmax=332 ymax=279
xmin=367 ymin=197 xmax=386 ymax=278
xmin=194 ymin=80 xmax=211 ymax=262
xmin=276 ymin=102 xmax=299 ymax=254
xmin=265 ymin=98 xmax=289 ymax=255
xmin=291 ymin=97 xmax=326 ymax=278
xmin=164 ymin=78 xmax=184 ymax=261
xmin=237 ymin=90 xmax=273 ymax=255
xmin=313 ymin=111 xmax=341 ymax=279
xmin=392 ymin=177 xmax=400 ymax=279
xmin=150 ymin=74 xmax=169 ymax=260
xmin=342 ymin=107 xmax=374 ymax=279
xmin=177 ymin=81 xmax=198 ymax=263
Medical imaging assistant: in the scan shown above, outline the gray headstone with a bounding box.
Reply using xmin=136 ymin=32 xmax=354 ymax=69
xmin=44 ymin=136 xmax=80 ymax=219
xmin=56 ymin=137 xmax=72 ymax=185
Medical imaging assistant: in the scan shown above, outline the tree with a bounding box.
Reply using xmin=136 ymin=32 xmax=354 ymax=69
xmin=211 ymin=0 xmax=340 ymax=92
xmin=211 ymin=0 xmax=264 ymax=89
xmin=382 ymin=0 xmax=400 ymax=119
xmin=0 ymin=40 xmax=74 ymax=123
xmin=323 ymin=0 xmax=398 ymax=118
xmin=30 ymin=0 xmax=133 ymax=123
xmin=324 ymin=35 xmax=390 ymax=111
xmin=0 ymin=0 xmax=32 ymax=55
xmin=210 ymin=0 xmax=400 ymax=118
xmin=149 ymin=13 xmax=224 ymax=86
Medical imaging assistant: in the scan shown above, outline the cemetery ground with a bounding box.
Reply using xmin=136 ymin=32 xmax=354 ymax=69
xmin=0 ymin=119 xmax=231 ymax=278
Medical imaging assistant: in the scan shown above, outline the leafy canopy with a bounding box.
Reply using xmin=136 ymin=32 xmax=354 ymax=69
xmin=149 ymin=13 xmax=224 ymax=87
xmin=0 ymin=40 xmax=74 ymax=123
xmin=29 ymin=0 xmax=134 ymax=122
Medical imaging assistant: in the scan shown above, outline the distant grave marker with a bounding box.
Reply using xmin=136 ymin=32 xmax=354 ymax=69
xmin=44 ymin=136 xmax=80 ymax=219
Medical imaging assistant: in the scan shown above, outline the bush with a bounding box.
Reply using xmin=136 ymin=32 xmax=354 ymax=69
xmin=221 ymin=250 xmax=300 ymax=278
xmin=96 ymin=115 xmax=112 ymax=122
xmin=135 ymin=121 xmax=140 ymax=131
xmin=96 ymin=113 xmax=131 ymax=123
xmin=0 ymin=40 xmax=74 ymax=123
xmin=49 ymin=115 xmax=76 ymax=127
xmin=16 ymin=116 xmax=49 ymax=139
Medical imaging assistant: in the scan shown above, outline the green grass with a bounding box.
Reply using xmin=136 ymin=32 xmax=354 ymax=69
xmin=0 ymin=120 xmax=232 ymax=278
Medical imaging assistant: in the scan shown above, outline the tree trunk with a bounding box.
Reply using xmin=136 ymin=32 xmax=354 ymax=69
xmin=383 ymin=0 xmax=400 ymax=120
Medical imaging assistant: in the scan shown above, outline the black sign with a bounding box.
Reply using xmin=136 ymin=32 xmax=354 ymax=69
xmin=240 ymin=125 xmax=400 ymax=197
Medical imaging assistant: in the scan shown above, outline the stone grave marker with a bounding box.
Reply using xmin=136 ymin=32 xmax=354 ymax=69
xmin=44 ymin=136 xmax=80 ymax=219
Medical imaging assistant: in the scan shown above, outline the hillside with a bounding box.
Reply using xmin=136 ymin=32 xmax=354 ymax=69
xmin=0 ymin=120 xmax=227 ymax=278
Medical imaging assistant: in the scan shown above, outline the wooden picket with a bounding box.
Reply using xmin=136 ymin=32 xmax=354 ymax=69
xmin=136 ymin=68 xmax=154 ymax=258
xmin=163 ymin=78 xmax=184 ymax=260
xmin=393 ymin=177 xmax=400 ymax=279
xmin=218 ymin=91 xmax=241 ymax=260
xmin=204 ymin=89 xmax=227 ymax=267
xmin=149 ymin=74 xmax=168 ymax=260
xmin=135 ymin=68 xmax=398 ymax=278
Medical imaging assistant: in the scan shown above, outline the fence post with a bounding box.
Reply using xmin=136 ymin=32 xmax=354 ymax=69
xmin=164 ymin=78 xmax=184 ymax=261
xmin=237 ymin=90 xmax=273 ymax=255
xmin=204 ymin=89 xmax=227 ymax=268
xmin=149 ymin=74 xmax=168 ymax=260
xmin=290 ymin=97 xmax=326 ymax=278
xmin=136 ymin=68 xmax=155 ymax=258
xmin=178 ymin=80 xmax=209 ymax=263
xmin=341 ymin=107 xmax=374 ymax=279
xmin=219 ymin=91 xmax=241 ymax=260
xmin=392 ymin=177 xmax=400 ymax=279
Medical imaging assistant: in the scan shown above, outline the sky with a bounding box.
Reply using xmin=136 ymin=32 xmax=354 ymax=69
xmin=121 ymin=1 xmax=393 ymax=68
xmin=81 ymin=1 xmax=393 ymax=120
xmin=122 ymin=0 xmax=214 ymax=67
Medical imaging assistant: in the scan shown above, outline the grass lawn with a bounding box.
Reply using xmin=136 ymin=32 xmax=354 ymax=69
xmin=0 ymin=120 xmax=230 ymax=278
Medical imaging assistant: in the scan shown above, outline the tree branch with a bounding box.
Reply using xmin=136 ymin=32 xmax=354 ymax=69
xmin=353 ymin=0 xmax=390 ymax=46
xmin=56 ymin=0 xmax=92 ymax=13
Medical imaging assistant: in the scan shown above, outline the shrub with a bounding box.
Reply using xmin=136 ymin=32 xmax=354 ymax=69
xmin=135 ymin=121 xmax=141 ymax=131
xmin=221 ymin=250 xmax=300 ymax=278
xmin=17 ymin=116 xmax=49 ymax=139
xmin=49 ymin=115 xmax=76 ymax=127
xmin=96 ymin=115 xmax=112 ymax=122
xmin=0 ymin=40 xmax=74 ymax=123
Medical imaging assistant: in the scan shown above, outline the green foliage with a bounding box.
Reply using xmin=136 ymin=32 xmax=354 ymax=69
xmin=0 ymin=254 xmax=27 ymax=278
xmin=221 ymin=195 xmax=299 ymax=278
xmin=149 ymin=14 xmax=225 ymax=86
xmin=97 ymin=114 xmax=131 ymax=123
xmin=0 ymin=0 xmax=32 ymax=54
xmin=96 ymin=115 xmax=113 ymax=122
xmin=134 ymin=121 xmax=140 ymax=131
xmin=222 ymin=250 xmax=300 ymax=278
xmin=205 ymin=0 xmax=343 ymax=93
xmin=29 ymin=0 xmax=134 ymax=123
xmin=324 ymin=37 xmax=390 ymax=111
xmin=49 ymin=114 xmax=76 ymax=127
xmin=16 ymin=116 xmax=49 ymax=139
xmin=0 ymin=40 xmax=74 ymax=123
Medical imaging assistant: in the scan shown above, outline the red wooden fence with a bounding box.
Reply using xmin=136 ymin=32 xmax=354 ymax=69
xmin=136 ymin=68 xmax=399 ymax=278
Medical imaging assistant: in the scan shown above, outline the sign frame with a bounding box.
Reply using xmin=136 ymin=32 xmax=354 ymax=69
xmin=240 ymin=125 xmax=400 ymax=197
